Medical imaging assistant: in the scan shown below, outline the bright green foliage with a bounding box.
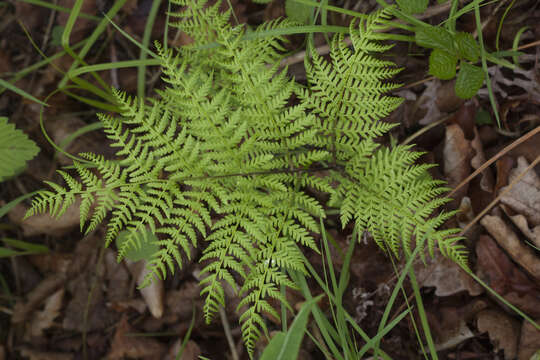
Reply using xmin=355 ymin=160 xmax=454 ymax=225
xmin=0 ymin=117 xmax=40 ymax=182
xmin=415 ymin=25 xmax=483 ymax=99
xmin=429 ymin=48 xmax=457 ymax=80
xmin=26 ymin=1 xmax=467 ymax=356
xmin=455 ymin=32 xmax=480 ymax=62
xmin=395 ymin=0 xmax=428 ymax=15
xmin=455 ymin=61 xmax=484 ymax=99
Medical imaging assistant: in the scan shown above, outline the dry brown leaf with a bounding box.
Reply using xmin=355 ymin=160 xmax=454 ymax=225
xmin=125 ymin=259 xmax=164 ymax=318
xmin=27 ymin=288 xmax=64 ymax=339
xmin=9 ymin=201 xmax=81 ymax=237
xmin=63 ymin=272 xmax=117 ymax=332
xmin=444 ymin=124 xmax=472 ymax=202
xmin=471 ymin=127 xmax=494 ymax=193
xmin=107 ymin=316 xmax=166 ymax=359
xmin=12 ymin=275 xmax=66 ymax=324
xmin=417 ymin=248 xmax=482 ymax=296
xmin=500 ymin=156 xmax=540 ymax=226
xmin=518 ymin=319 xmax=540 ymax=360
xmin=164 ymin=339 xmax=201 ymax=360
xmin=476 ymin=309 xmax=520 ymax=360
xmin=476 ymin=235 xmax=540 ymax=318
xmin=105 ymin=250 xmax=130 ymax=302
xmin=18 ymin=348 xmax=73 ymax=360
xmin=481 ymin=215 xmax=540 ymax=281
xmin=503 ymin=206 xmax=540 ymax=248
xmin=430 ymin=306 xmax=475 ymax=351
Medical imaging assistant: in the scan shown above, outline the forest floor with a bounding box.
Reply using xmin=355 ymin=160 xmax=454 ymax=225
xmin=1 ymin=0 xmax=540 ymax=359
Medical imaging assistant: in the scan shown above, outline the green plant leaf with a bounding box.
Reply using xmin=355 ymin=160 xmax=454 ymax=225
xmin=455 ymin=62 xmax=484 ymax=99
xmin=455 ymin=32 xmax=480 ymax=62
xmin=115 ymin=229 xmax=160 ymax=262
xmin=260 ymin=295 xmax=322 ymax=360
xmin=286 ymin=0 xmax=312 ymax=24
xmin=428 ymin=49 xmax=457 ymax=80
xmin=415 ymin=26 xmax=454 ymax=51
xmin=0 ymin=117 xmax=40 ymax=182
xmin=395 ymin=0 xmax=428 ymax=14
xmin=0 ymin=238 xmax=49 ymax=258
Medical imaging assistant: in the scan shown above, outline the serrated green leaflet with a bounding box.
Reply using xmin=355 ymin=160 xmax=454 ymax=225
xmin=455 ymin=62 xmax=484 ymax=99
xmin=415 ymin=26 xmax=455 ymax=51
xmin=455 ymin=32 xmax=480 ymax=62
xmin=428 ymin=49 xmax=457 ymax=80
xmin=0 ymin=117 xmax=40 ymax=182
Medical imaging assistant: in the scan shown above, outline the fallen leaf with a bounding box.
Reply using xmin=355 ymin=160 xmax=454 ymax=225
xmin=12 ymin=275 xmax=66 ymax=324
xmin=481 ymin=215 xmax=540 ymax=281
xmin=164 ymin=339 xmax=201 ymax=360
xmin=500 ymin=156 xmax=540 ymax=227
xmin=18 ymin=348 xmax=73 ymax=360
xmin=10 ymin=201 xmax=81 ymax=237
xmin=444 ymin=123 xmax=472 ymax=203
xmin=107 ymin=316 xmax=166 ymax=359
xmin=471 ymin=127 xmax=494 ymax=193
xmin=104 ymin=249 xmax=130 ymax=302
xmin=63 ymin=272 xmax=118 ymax=332
xmin=503 ymin=206 xmax=540 ymax=248
xmin=28 ymin=288 xmax=64 ymax=339
xmin=125 ymin=259 xmax=164 ymax=318
xmin=518 ymin=319 xmax=540 ymax=360
xmin=430 ymin=306 xmax=475 ymax=351
xmin=476 ymin=235 xmax=540 ymax=318
xmin=476 ymin=309 xmax=520 ymax=360
xmin=417 ymin=248 xmax=483 ymax=296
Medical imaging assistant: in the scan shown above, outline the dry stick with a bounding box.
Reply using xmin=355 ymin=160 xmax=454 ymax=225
xmin=447 ymin=125 xmax=540 ymax=199
xmin=219 ymin=306 xmax=240 ymax=360
xmin=459 ymin=154 xmax=540 ymax=236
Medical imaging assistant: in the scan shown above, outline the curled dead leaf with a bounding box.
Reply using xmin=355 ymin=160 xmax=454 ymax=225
xmin=481 ymin=215 xmax=540 ymax=281
xmin=417 ymin=248 xmax=482 ymax=296
xmin=164 ymin=339 xmax=201 ymax=360
xmin=476 ymin=235 xmax=540 ymax=317
xmin=12 ymin=275 xmax=66 ymax=324
xmin=503 ymin=206 xmax=540 ymax=248
xmin=444 ymin=123 xmax=472 ymax=202
xmin=476 ymin=309 xmax=520 ymax=360
xmin=10 ymin=201 xmax=81 ymax=237
xmin=27 ymin=288 xmax=64 ymax=339
xmin=125 ymin=259 xmax=164 ymax=319
xmin=500 ymin=156 xmax=540 ymax=227
xmin=107 ymin=316 xmax=166 ymax=359
xmin=518 ymin=319 xmax=540 ymax=360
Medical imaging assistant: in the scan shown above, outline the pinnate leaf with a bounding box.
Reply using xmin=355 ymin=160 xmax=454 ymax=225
xmin=0 ymin=117 xmax=40 ymax=181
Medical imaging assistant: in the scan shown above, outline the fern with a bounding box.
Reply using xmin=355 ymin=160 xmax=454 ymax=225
xmin=26 ymin=2 xmax=467 ymax=356
xmin=0 ymin=117 xmax=40 ymax=182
